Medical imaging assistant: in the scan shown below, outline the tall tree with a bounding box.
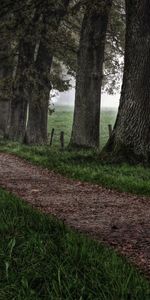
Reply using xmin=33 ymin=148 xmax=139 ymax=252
xmin=0 ymin=10 xmax=16 ymax=137
xmin=5 ymin=0 xmax=70 ymax=143
xmin=70 ymin=0 xmax=112 ymax=149
xmin=0 ymin=41 xmax=11 ymax=138
xmin=102 ymin=0 xmax=150 ymax=164
xmin=6 ymin=1 xmax=42 ymax=141
xmin=25 ymin=0 xmax=70 ymax=144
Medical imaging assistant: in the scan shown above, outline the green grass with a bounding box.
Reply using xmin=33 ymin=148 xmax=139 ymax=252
xmin=48 ymin=106 xmax=117 ymax=147
xmin=1 ymin=142 xmax=150 ymax=197
xmin=0 ymin=106 xmax=150 ymax=197
xmin=0 ymin=188 xmax=150 ymax=300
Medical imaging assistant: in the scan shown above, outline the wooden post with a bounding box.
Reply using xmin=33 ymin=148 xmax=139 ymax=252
xmin=60 ymin=131 xmax=64 ymax=150
xmin=50 ymin=128 xmax=55 ymax=146
xmin=108 ymin=124 xmax=112 ymax=138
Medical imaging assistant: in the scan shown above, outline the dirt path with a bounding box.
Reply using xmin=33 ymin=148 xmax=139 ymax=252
xmin=0 ymin=153 xmax=150 ymax=276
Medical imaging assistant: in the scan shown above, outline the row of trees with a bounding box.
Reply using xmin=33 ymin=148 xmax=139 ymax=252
xmin=0 ymin=0 xmax=72 ymax=144
xmin=0 ymin=0 xmax=149 ymax=164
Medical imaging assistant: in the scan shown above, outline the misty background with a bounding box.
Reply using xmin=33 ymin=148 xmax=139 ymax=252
xmin=55 ymin=88 xmax=119 ymax=109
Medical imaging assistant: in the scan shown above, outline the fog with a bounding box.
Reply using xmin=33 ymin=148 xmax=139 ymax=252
xmin=55 ymin=88 xmax=119 ymax=110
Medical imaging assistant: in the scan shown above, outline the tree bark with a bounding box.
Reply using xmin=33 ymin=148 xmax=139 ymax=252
xmin=25 ymin=45 xmax=52 ymax=144
xmin=7 ymin=10 xmax=41 ymax=142
xmin=101 ymin=0 xmax=150 ymax=164
xmin=7 ymin=95 xmax=28 ymax=141
xmin=25 ymin=22 xmax=53 ymax=145
xmin=70 ymin=0 xmax=112 ymax=149
xmin=0 ymin=34 xmax=13 ymax=137
xmin=0 ymin=101 xmax=9 ymax=137
xmin=25 ymin=0 xmax=70 ymax=145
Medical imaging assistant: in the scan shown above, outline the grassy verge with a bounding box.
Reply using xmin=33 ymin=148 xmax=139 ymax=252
xmin=0 ymin=188 xmax=150 ymax=300
xmin=1 ymin=141 xmax=150 ymax=197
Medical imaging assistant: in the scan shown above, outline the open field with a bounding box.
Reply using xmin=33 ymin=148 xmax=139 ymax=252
xmin=48 ymin=106 xmax=117 ymax=148
xmin=0 ymin=188 xmax=150 ymax=299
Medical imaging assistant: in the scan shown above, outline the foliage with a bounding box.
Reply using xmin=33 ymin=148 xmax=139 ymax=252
xmin=103 ymin=0 xmax=125 ymax=94
xmin=0 ymin=0 xmax=125 ymax=95
xmin=54 ymin=0 xmax=126 ymax=94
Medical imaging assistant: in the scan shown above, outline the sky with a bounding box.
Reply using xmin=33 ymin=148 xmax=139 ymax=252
xmin=55 ymin=87 xmax=120 ymax=109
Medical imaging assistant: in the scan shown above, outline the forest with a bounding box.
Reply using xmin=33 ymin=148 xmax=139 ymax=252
xmin=0 ymin=1 xmax=150 ymax=299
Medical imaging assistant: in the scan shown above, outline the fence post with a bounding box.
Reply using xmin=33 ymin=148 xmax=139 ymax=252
xmin=108 ymin=124 xmax=112 ymax=138
xmin=50 ymin=128 xmax=55 ymax=146
xmin=60 ymin=131 xmax=64 ymax=150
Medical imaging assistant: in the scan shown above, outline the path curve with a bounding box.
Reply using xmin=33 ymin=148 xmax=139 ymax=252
xmin=0 ymin=153 xmax=150 ymax=276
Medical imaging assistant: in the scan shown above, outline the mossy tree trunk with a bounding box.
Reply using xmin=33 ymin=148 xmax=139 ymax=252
xmin=70 ymin=0 xmax=112 ymax=149
xmin=101 ymin=0 xmax=150 ymax=164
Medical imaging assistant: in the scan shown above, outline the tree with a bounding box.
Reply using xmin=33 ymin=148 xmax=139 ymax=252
xmin=101 ymin=0 xmax=150 ymax=164
xmin=5 ymin=0 xmax=42 ymax=141
xmin=0 ymin=40 xmax=11 ymax=137
xmin=103 ymin=0 xmax=125 ymax=94
xmin=70 ymin=0 xmax=112 ymax=149
xmin=25 ymin=0 xmax=70 ymax=144
xmin=4 ymin=0 xmax=70 ymax=143
xmin=0 ymin=0 xmax=124 ymax=144
xmin=0 ymin=8 xmax=17 ymax=137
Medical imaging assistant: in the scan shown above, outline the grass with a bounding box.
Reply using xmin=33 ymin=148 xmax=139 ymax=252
xmin=48 ymin=106 xmax=117 ymax=147
xmin=1 ymin=141 xmax=150 ymax=197
xmin=0 ymin=106 xmax=150 ymax=197
xmin=0 ymin=188 xmax=150 ymax=299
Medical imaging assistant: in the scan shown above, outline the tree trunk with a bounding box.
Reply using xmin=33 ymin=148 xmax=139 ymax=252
xmin=25 ymin=96 xmax=49 ymax=145
xmin=0 ymin=101 xmax=9 ymax=137
xmin=101 ymin=0 xmax=150 ymax=164
xmin=7 ymin=10 xmax=41 ymax=142
xmin=26 ymin=0 xmax=70 ymax=145
xmin=25 ymin=49 xmax=52 ymax=144
xmin=25 ymin=32 xmax=53 ymax=145
xmin=7 ymin=95 xmax=28 ymax=141
xmin=0 ymin=37 xmax=13 ymax=137
xmin=7 ymin=42 xmax=31 ymax=141
xmin=70 ymin=0 xmax=112 ymax=149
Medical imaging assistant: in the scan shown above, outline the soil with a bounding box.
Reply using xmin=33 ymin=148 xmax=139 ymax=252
xmin=0 ymin=153 xmax=150 ymax=277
